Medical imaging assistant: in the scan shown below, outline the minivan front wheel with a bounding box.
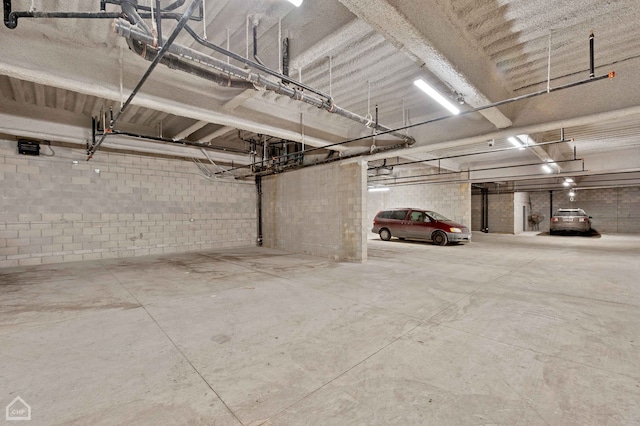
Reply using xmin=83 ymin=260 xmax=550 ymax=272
xmin=379 ymin=228 xmax=392 ymax=241
xmin=432 ymin=231 xmax=448 ymax=246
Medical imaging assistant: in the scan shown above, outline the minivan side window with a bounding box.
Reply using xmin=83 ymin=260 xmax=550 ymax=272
xmin=409 ymin=211 xmax=425 ymax=222
xmin=390 ymin=210 xmax=409 ymax=220
xmin=378 ymin=211 xmax=393 ymax=219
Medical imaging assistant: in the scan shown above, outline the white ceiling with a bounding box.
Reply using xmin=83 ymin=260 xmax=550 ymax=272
xmin=0 ymin=0 xmax=639 ymax=188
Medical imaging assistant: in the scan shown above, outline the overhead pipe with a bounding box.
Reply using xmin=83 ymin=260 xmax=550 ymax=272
xmin=88 ymin=0 xmax=202 ymax=158
xmin=121 ymin=0 xmax=151 ymax=34
xmin=252 ymin=18 xmax=265 ymax=67
xmin=256 ymin=175 xmax=263 ymax=246
xmin=125 ymin=37 xmax=254 ymax=89
xmin=114 ymin=19 xmax=416 ymax=146
xmin=282 ymin=38 xmax=290 ymax=78
xmin=180 ymin=23 xmax=414 ymax=144
xmin=103 ymin=0 xmax=187 ymax=11
xmin=3 ymin=0 xmax=200 ymax=29
xmin=589 ymin=32 xmax=595 ymax=78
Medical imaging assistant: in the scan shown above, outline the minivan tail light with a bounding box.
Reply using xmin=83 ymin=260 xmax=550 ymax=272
xmin=579 ymin=217 xmax=588 ymax=222
xmin=551 ymin=217 xmax=559 ymax=222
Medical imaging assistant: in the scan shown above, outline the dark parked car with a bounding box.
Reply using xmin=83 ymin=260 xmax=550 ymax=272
xmin=550 ymin=208 xmax=592 ymax=234
xmin=372 ymin=208 xmax=471 ymax=245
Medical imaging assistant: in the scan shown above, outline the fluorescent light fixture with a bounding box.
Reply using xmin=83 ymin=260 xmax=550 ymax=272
xmin=517 ymin=134 xmax=530 ymax=145
xmin=368 ymin=187 xmax=390 ymax=192
xmin=413 ymin=79 xmax=460 ymax=115
xmin=565 ymin=178 xmax=574 ymax=183
xmin=541 ymin=164 xmax=553 ymax=173
xmin=508 ymin=137 xmax=525 ymax=150
xmin=562 ymin=181 xmax=571 ymax=187
xmin=569 ymin=190 xmax=576 ymax=197
xmin=287 ymin=0 xmax=303 ymax=6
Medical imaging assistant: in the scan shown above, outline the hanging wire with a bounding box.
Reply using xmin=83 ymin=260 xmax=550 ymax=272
xmin=547 ymin=29 xmax=553 ymax=93
xmin=149 ymin=0 xmax=158 ymax=45
xmin=365 ymin=81 xmax=372 ymax=123
xmin=202 ymin=0 xmax=207 ymax=40
xmin=328 ymin=55 xmax=332 ymax=98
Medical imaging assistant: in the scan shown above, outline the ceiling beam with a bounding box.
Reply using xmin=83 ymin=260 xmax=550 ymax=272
xmin=199 ymin=125 xmax=234 ymax=142
xmin=0 ymin=61 xmax=348 ymax=152
xmin=346 ymin=105 xmax=640 ymax=171
xmin=173 ymin=120 xmax=208 ymax=140
xmin=290 ymin=18 xmax=372 ymax=72
xmin=337 ymin=0 xmax=513 ymax=129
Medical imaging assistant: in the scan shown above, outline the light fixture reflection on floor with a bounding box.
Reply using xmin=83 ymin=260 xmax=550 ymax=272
xmin=413 ymin=79 xmax=460 ymax=115
xmin=287 ymin=0 xmax=303 ymax=6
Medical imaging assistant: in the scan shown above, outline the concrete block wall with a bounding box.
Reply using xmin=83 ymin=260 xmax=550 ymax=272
xmin=261 ymin=161 xmax=367 ymax=262
xmin=473 ymin=187 xmax=640 ymax=234
xmin=471 ymin=192 xmax=515 ymax=234
xmin=0 ymin=139 xmax=257 ymax=267
xmin=529 ymin=191 xmax=552 ymax=232
xmin=531 ymin=187 xmax=640 ymax=233
xmin=367 ymin=171 xmax=472 ymax=233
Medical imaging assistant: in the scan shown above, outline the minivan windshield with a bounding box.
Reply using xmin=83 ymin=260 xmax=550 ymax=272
xmin=425 ymin=211 xmax=450 ymax=221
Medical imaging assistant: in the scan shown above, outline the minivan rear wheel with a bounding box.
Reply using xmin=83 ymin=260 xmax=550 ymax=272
xmin=379 ymin=228 xmax=391 ymax=241
xmin=432 ymin=231 xmax=448 ymax=246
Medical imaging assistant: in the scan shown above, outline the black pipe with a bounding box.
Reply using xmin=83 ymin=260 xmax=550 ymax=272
xmin=549 ymin=190 xmax=553 ymax=228
xmin=3 ymin=10 xmax=196 ymax=29
xmin=182 ymin=24 xmax=332 ymax=102
xmin=282 ymin=37 xmax=290 ymax=78
xmin=256 ymin=175 xmax=263 ymax=246
xmin=88 ymin=0 xmax=202 ymax=159
xmin=589 ymin=32 xmax=595 ymax=78
xmin=298 ymin=71 xmax=615 ymax=155
xmin=127 ymin=37 xmax=254 ymax=89
xmin=101 ymin=130 xmax=249 ymax=154
xmin=155 ymin=0 xmax=162 ymax=46
xmin=102 ymin=0 xmax=185 ymax=11
xmin=3 ymin=0 xmax=200 ymax=29
xmin=252 ymin=23 xmax=265 ymax=66
xmin=481 ymin=187 xmax=489 ymax=233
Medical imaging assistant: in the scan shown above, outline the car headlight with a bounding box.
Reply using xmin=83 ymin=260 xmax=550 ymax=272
xmin=449 ymin=227 xmax=462 ymax=233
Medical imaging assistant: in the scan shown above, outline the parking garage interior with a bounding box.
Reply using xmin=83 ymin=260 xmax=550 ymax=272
xmin=1 ymin=0 xmax=639 ymax=424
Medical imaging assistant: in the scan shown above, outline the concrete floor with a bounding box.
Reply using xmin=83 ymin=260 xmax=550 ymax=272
xmin=1 ymin=232 xmax=639 ymax=425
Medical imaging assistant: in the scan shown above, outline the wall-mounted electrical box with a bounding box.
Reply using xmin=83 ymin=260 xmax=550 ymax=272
xmin=18 ymin=139 xmax=40 ymax=156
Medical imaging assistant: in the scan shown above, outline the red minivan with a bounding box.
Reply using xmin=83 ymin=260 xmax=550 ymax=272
xmin=372 ymin=208 xmax=471 ymax=245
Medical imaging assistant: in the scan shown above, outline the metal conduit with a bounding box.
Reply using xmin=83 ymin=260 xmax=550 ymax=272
xmin=87 ymin=0 xmax=202 ymax=158
xmin=113 ymin=19 xmax=416 ymax=146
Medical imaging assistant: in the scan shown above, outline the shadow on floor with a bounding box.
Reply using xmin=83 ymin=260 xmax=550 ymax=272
xmin=537 ymin=229 xmax=602 ymax=238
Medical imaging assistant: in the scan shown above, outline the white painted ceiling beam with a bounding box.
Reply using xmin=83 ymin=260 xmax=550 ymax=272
xmin=347 ymin=105 xmax=640 ymax=174
xmin=173 ymin=120 xmax=208 ymax=141
xmin=0 ymin=105 xmax=251 ymax=165
xmin=199 ymin=126 xmax=234 ymax=142
xmin=290 ymin=18 xmax=372 ymax=72
xmin=0 ymin=61 xmax=347 ymax=153
xmin=337 ymin=0 xmax=513 ymax=129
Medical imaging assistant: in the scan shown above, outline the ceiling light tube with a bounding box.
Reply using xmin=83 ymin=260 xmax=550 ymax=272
xmin=414 ymin=79 xmax=460 ymax=115
xmin=287 ymin=0 xmax=303 ymax=6
xmin=541 ymin=164 xmax=553 ymax=173
xmin=508 ymin=137 xmax=524 ymax=148
xmin=368 ymin=187 xmax=390 ymax=192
